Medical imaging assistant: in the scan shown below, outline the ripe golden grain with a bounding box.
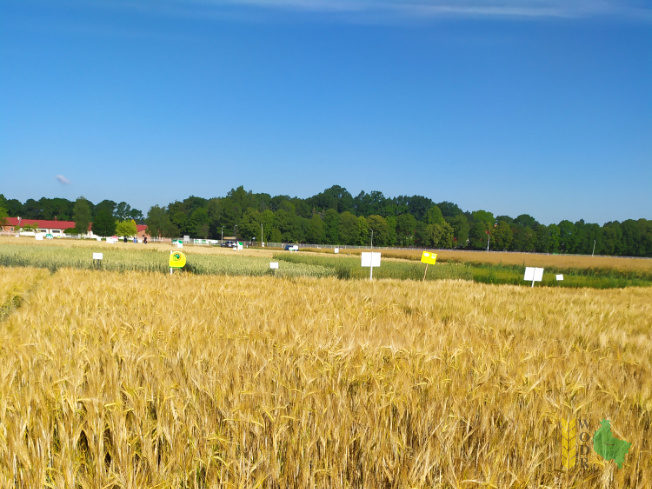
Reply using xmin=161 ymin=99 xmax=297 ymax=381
xmin=0 ymin=267 xmax=650 ymax=487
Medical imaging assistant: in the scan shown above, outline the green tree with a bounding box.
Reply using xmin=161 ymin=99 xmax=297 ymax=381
xmin=92 ymin=208 xmax=116 ymax=237
xmin=269 ymin=227 xmax=282 ymax=243
xmin=115 ymin=201 xmax=132 ymax=220
xmin=424 ymin=222 xmax=454 ymax=248
xmin=396 ymin=213 xmax=417 ymax=246
xmin=367 ymin=215 xmax=390 ymax=246
xmin=338 ymin=211 xmax=359 ymax=245
xmin=492 ymin=220 xmax=513 ymax=250
xmin=511 ymin=225 xmax=537 ymax=252
xmin=323 ymin=209 xmax=339 ymax=244
xmin=602 ymin=221 xmax=624 ymax=256
xmin=116 ymin=219 xmax=138 ymax=238
xmin=239 ymin=208 xmax=261 ymax=241
xmin=447 ymin=214 xmax=469 ymax=247
xmin=425 ymin=205 xmax=446 ymax=226
xmin=0 ymin=206 xmax=8 ymax=227
xmin=73 ymin=197 xmax=92 ymax=234
xmin=190 ymin=207 xmax=210 ymax=238
xmin=306 ymin=214 xmax=326 ymax=244
xmin=95 ymin=200 xmax=117 ymax=218
xmin=548 ymin=224 xmax=561 ymax=253
xmin=146 ymin=205 xmax=178 ymax=238
xmin=385 ymin=215 xmax=397 ymax=246
xmin=357 ymin=216 xmax=370 ymax=246
xmin=558 ymin=220 xmax=574 ymax=253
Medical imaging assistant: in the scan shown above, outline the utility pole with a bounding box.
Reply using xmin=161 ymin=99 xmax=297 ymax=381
xmin=221 ymin=226 xmax=224 ymax=242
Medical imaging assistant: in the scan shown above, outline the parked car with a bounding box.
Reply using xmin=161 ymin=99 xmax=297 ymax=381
xmin=221 ymin=240 xmax=237 ymax=248
xmin=284 ymin=244 xmax=299 ymax=251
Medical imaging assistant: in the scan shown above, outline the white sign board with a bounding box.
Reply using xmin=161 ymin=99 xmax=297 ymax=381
xmin=35 ymin=234 xmax=44 ymax=241
xmin=93 ymin=253 xmax=103 ymax=260
xmin=334 ymin=248 xmax=339 ymax=254
xmin=97 ymin=237 xmax=102 ymax=242
xmin=270 ymin=262 xmax=279 ymax=269
xmin=361 ymin=252 xmax=381 ymax=280
xmin=524 ymin=267 xmax=544 ymax=287
xmin=361 ymin=252 xmax=381 ymax=267
xmin=556 ymin=274 xmax=564 ymax=281
xmin=176 ymin=242 xmax=183 ymax=248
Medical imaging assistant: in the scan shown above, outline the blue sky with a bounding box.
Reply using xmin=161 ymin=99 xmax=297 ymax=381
xmin=1 ymin=0 xmax=650 ymax=225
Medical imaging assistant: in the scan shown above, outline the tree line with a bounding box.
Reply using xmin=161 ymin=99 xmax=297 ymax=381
xmin=0 ymin=195 xmax=143 ymax=238
xmin=2 ymin=187 xmax=651 ymax=257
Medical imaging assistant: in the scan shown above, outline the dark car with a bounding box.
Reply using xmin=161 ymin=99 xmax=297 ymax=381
xmin=284 ymin=244 xmax=299 ymax=251
xmin=221 ymin=240 xmax=237 ymax=248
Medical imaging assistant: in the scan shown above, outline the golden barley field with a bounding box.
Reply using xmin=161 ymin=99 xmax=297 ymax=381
xmin=0 ymin=266 xmax=651 ymax=488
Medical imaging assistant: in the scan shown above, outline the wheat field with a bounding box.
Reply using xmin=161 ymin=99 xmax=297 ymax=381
xmin=0 ymin=267 xmax=650 ymax=487
xmin=326 ymin=248 xmax=652 ymax=276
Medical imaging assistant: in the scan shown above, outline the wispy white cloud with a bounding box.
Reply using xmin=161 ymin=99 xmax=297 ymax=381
xmin=68 ymin=0 xmax=652 ymax=23
xmin=55 ymin=175 xmax=71 ymax=185
xmin=188 ymin=0 xmax=652 ymax=20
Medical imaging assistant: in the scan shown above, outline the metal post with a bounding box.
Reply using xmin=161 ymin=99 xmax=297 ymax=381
xmin=592 ymin=240 xmax=596 ymax=257
xmin=221 ymin=226 xmax=224 ymax=242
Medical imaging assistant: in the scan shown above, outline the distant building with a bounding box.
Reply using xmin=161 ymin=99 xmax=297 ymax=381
xmin=1 ymin=217 xmax=79 ymax=236
xmin=1 ymin=217 xmax=151 ymax=240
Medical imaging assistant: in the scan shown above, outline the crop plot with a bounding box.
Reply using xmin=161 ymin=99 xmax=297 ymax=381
xmin=0 ymin=267 xmax=650 ymax=487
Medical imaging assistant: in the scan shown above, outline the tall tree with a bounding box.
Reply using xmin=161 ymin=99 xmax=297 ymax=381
xmin=323 ymin=209 xmax=340 ymax=244
xmin=338 ymin=212 xmax=360 ymax=245
xmin=367 ymin=215 xmax=390 ymax=246
xmin=73 ymin=197 xmax=92 ymax=234
xmin=0 ymin=206 xmax=8 ymax=227
xmin=92 ymin=209 xmax=116 ymax=237
xmin=492 ymin=220 xmax=513 ymax=251
xmin=146 ymin=205 xmax=178 ymax=238
xmin=396 ymin=213 xmax=417 ymax=246
xmin=306 ymin=214 xmax=326 ymax=244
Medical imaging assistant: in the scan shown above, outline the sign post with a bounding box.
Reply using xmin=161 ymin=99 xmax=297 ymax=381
xmin=92 ymin=252 xmax=103 ymax=268
xmin=169 ymin=251 xmax=187 ymax=274
xmin=524 ymin=267 xmax=544 ymax=287
xmin=361 ymin=252 xmax=381 ymax=281
xmin=420 ymin=251 xmax=437 ymax=280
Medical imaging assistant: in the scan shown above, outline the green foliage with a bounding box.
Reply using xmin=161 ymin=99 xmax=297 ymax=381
xmin=146 ymin=205 xmax=178 ymax=238
xmin=115 ymin=220 xmax=138 ymax=238
xmin=367 ymin=215 xmax=390 ymax=246
xmin=0 ymin=206 xmax=8 ymax=227
xmin=73 ymin=197 xmax=92 ymax=235
xmin=3 ymin=188 xmax=652 ymax=256
xmin=338 ymin=212 xmax=359 ymax=245
xmin=92 ymin=208 xmax=117 ymax=237
xmin=492 ymin=221 xmax=513 ymax=251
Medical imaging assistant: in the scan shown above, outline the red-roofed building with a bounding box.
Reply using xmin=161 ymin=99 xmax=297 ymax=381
xmin=136 ymin=224 xmax=149 ymax=241
xmin=1 ymin=217 xmax=79 ymax=236
xmin=1 ymin=217 xmax=151 ymax=240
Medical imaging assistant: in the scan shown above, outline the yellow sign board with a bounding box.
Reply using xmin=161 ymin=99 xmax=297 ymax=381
xmin=169 ymin=251 xmax=187 ymax=269
xmin=421 ymin=251 xmax=437 ymax=265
